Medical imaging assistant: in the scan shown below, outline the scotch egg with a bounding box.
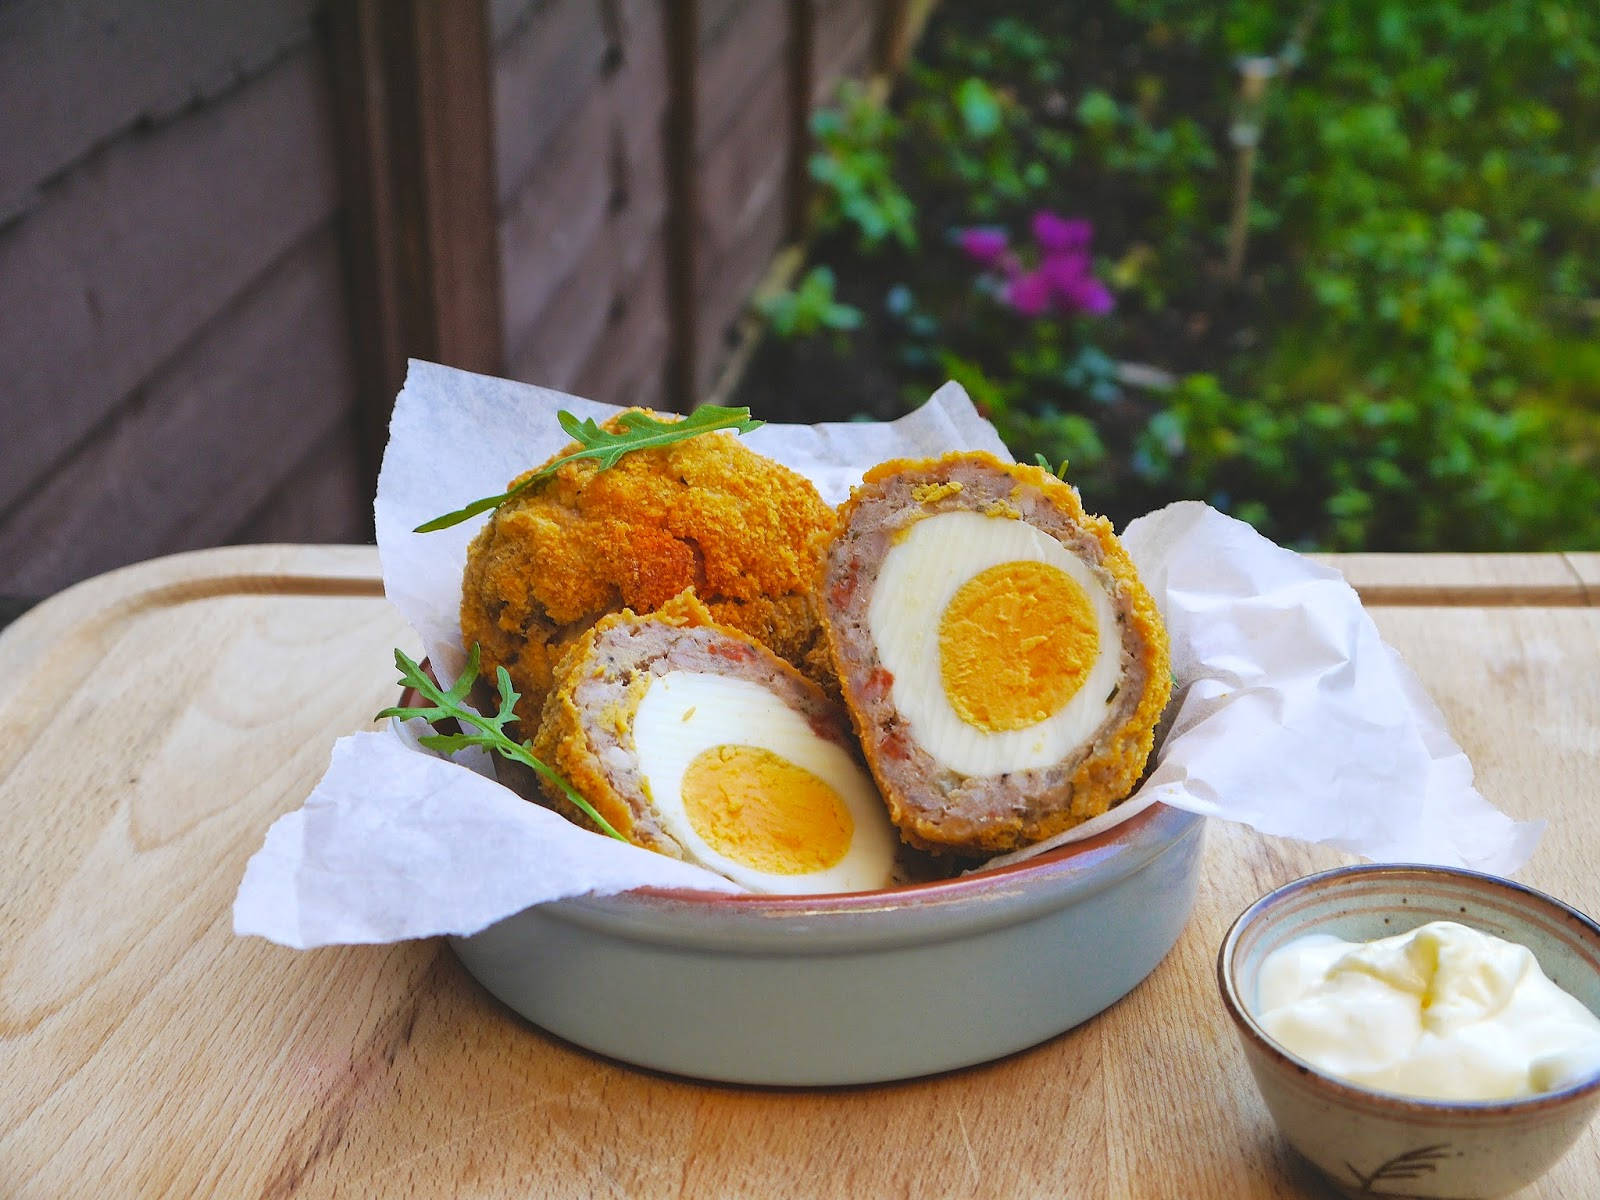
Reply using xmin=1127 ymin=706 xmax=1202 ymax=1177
xmin=818 ymin=452 xmax=1171 ymax=856
xmin=532 ymin=591 xmax=898 ymax=893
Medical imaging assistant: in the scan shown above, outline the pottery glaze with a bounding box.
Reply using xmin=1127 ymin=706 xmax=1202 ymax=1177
xmin=1219 ymin=865 xmax=1600 ymax=1199
xmin=452 ymin=800 xmax=1204 ymax=1085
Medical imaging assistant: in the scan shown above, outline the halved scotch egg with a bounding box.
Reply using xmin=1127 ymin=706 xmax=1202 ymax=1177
xmin=532 ymin=592 xmax=898 ymax=893
xmin=818 ymin=452 xmax=1170 ymax=856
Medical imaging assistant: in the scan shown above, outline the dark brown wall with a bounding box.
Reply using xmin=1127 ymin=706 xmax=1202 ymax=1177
xmin=1 ymin=0 xmax=901 ymax=599
xmin=492 ymin=0 xmax=883 ymax=407
xmin=690 ymin=0 xmax=878 ymax=399
xmin=0 ymin=0 xmax=366 ymax=597
xmin=495 ymin=0 xmax=672 ymax=410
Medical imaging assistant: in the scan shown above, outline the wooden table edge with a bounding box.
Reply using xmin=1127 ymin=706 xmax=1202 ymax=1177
xmin=2 ymin=545 xmax=1594 ymax=679
xmin=1308 ymin=551 xmax=1595 ymax=607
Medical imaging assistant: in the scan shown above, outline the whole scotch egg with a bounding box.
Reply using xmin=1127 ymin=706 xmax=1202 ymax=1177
xmin=818 ymin=452 xmax=1171 ymax=856
xmin=460 ymin=411 xmax=838 ymax=730
xmin=532 ymin=591 xmax=898 ymax=894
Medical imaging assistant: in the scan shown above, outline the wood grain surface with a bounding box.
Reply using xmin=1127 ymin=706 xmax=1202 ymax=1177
xmin=1 ymin=546 xmax=1597 ymax=1198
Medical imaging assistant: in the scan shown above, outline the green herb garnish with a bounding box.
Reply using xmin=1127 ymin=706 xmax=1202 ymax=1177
xmin=1033 ymin=452 xmax=1070 ymax=480
xmin=378 ymin=645 xmax=627 ymax=842
xmin=415 ymin=405 xmax=764 ymax=532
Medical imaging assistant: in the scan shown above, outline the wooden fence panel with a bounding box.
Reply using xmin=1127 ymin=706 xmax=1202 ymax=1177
xmin=685 ymin=0 xmax=793 ymax=399
xmin=693 ymin=71 xmax=794 ymax=395
xmin=0 ymin=226 xmax=356 ymax=595
xmin=235 ymin=418 xmax=369 ymax=547
xmin=811 ymin=0 xmax=880 ymax=102
xmin=0 ymin=46 xmax=340 ymax=519
xmin=0 ymin=0 xmax=320 ymax=225
xmin=573 ymin=241 xmax=672 ymax=412
xmin=491 ymin=0 xmax=610 ymax=207
xmin=506 ymin=218 xmax=629 ymax=392
xmin=695 ymin=0 xmax=790 ymax=155
xmin=499 ymin=84 xmax=618 ymax=346
xmin=611 ymin=2 xmax=673 ymax=189
xmin=327 ymin=0 xmax=504 ymax=479
xmin=0 ymin=0 xmax=920 ymax=597
xmin=495 ymin=0 xmax=670 ymax=406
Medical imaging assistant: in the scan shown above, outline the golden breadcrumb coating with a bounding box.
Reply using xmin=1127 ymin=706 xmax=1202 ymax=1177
xmin=460 ymin=411 xmax=836 ymax=728
xmin=822 ymin=451 xmax=1171 ymax=854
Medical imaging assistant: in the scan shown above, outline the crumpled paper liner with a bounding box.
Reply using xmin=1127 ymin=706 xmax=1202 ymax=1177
xmin=233 ymin=362 xmax=1542 ymax=947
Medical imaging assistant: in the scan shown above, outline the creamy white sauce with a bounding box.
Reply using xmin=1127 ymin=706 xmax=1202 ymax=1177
xmin=1255 ymin=921 xmax=1600 ymax=1101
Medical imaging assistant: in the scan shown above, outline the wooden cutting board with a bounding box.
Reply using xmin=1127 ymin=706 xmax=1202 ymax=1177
xmin=2 ymin=545 xmax=1598 ymax=1198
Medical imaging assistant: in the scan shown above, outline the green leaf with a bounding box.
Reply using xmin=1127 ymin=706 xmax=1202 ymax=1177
xmin=825 ymin=303 xmax=864 ymax=331
xmin=379 ymin=645 xmax=627 ymax=842
xmin=955 ymin=77 xmax=1002 ymax=138
xmin=1032 ymin=452 xmax=1070 ymax=479
xmin=415 ymin=406 xmax=764 ymax=532
xmin=760 ymin=266 xmax=864 ymax=338
xmin=1075 ymin=89 xmax=1119 ymax=131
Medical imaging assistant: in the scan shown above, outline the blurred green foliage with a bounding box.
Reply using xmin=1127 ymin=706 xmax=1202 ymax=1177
xmin=758 ymin=266 xmax=864 ymax=339
xmin=808 ymin=83 xmax=918 ymax=251
xmin=773 ymin=0 xmax=1600 ymax=550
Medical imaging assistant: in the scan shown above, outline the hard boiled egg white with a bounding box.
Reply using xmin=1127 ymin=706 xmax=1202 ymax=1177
xmin=867 ymin=510 xmax=1122 ymax=777
xmin=630 ymin=671 xmax=898 ymax=893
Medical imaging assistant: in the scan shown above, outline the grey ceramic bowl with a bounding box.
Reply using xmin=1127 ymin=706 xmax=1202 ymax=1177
xmin=451 ymin=800 xmax=1204 ymax=1085
xmin=1219 ymin=864 xmax=1600 ymax=1199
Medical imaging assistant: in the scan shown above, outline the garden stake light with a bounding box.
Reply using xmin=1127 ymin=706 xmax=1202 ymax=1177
xmin=1225 ymin=4 xmax=1321 ymax=282
xmin=1225 ymin=56 xmax=1276 ymax=283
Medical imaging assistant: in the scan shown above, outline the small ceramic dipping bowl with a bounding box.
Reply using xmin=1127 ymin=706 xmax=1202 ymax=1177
xmin=1218 ymin=864 xmax=1600 ymax=1199
xmin=450 ymin=800 xmax=1204 ymax=1086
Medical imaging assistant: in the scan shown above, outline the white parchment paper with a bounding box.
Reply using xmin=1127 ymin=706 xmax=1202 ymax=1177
xmin=233 ymin=361 xmax=1542 ymax=947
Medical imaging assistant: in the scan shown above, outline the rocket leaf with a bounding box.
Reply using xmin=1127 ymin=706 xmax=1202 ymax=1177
xmin=378 ymin=644 xmax=627 ymax=843
xmin=414 ymin=405 xmax=764 ymax=532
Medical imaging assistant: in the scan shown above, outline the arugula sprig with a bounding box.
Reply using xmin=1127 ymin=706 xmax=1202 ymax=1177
xmin=414 ymin=405 xmax=764 ymax=533
xmin=1033 ymin=452 xmax=1071 ymax=480
xmin=378 ymin=645 xmax=626 ymax=842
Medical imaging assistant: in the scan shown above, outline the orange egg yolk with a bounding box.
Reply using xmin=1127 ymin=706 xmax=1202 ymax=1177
xmin=681 ymin=745 xmax=853 ymax=873
xmin=938 ymin=560 xmax=1098 ymax=732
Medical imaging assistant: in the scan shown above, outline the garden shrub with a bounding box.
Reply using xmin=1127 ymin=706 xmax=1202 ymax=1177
xmin=747 ymin=0 xmax=1600 ymax=550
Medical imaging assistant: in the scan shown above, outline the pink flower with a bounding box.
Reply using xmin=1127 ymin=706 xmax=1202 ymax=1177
xmin=1039 ymin=252 xmax=1115 ymax=315
xmin=956 ymin=227 xmax=1010 ymax=266
xmin=1059 ymin=273 xmax=1115 ymax=315
xmin=1003 ymin=270 xmax=1053 ymax=317
xmin=1031 ymin=211 xmax=1092 ymax=255
xmin=969 ymin=212 xmax=1113 ymax=318
xmin=1038 ymin=246 xmax=1089 ymax=287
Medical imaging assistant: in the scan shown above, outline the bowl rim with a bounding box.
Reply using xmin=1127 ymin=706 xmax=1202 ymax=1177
xmin=554 ymin=798 xmax=1201 ymax=929
xmin=1217 ymin=862 xmax=1600 ymax=1116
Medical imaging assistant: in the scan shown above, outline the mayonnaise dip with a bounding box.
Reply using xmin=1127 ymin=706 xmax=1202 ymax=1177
xmin=1255 ymin=921 xmax=1600 ymax=1101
